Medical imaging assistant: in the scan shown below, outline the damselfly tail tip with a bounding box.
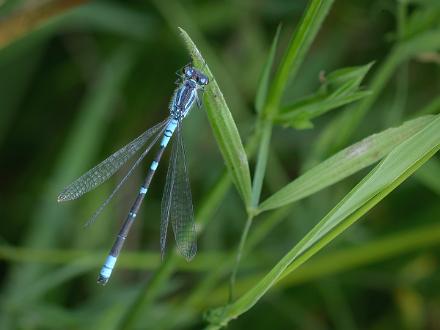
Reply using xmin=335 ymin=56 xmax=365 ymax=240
xmin=97 ymin=274 xmax=109 ymax=286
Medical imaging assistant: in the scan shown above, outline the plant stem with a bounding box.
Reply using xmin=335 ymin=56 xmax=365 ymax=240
xmin=251 ymin=120 xmax=273 ymax=208
xmin=229 ymin=0 xmax=335 ymax=309
xmin=388 ymin=0 xmax=408 ymax=126
xmin=229 ymin=214 xmax=253 ymax=303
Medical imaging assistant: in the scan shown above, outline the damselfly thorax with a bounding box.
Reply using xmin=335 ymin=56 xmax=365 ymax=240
xmin=170 ymin=67 xmax=209 ymax=120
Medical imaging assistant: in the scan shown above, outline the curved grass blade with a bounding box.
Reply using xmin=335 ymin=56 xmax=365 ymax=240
xmin=206 ymin=115 xmax=440 ymax=328
xmin=58 ymin=119 xmax=168 ymax=202
xmin=258 ymin=115 xmax=434 ymax=213
xmin=179 ymin=27 xmax=252 ymax=208
xmin=263 ymin=0 xmax=335 ymax=118
xmin=255 ymin=24 xmax=282 ymax=114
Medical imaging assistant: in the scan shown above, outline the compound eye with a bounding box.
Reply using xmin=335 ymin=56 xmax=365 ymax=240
xmin=184 ymin=67 xmax=194 ymax=78
xmin=199 ymin=76 xmax=208 ymax=85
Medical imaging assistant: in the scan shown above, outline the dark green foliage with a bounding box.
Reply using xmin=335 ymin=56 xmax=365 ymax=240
xmin=0 ymin=1 xmax=439 ymax=329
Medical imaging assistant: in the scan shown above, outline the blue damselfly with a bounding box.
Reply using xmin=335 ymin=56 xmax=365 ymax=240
xmin=58 ymin=65 xmax=209 ymax=285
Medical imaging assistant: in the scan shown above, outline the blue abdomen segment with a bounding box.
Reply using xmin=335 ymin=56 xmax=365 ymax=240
xmin=98 ymin=255 xmax=117 ymax=285
xmin=160 ymin=119 xmax=178 ymax=147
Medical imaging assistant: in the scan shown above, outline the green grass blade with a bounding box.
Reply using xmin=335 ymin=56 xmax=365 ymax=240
xmin=7 ymin=257 xmax=96 ymax=306
xmin=179 ymin=28 xmax=252 ymax=207
xmin=251 ymin=0 xmax=335 ymax=219
xmin=205 ymin=115 xmax=440 ymax=328
xmin=263 ymin=0 xmax=334 ymax=118
xmin=276 ymin=91 xmax=372 ymax=128
xmin=259 ymin=115 xmax=434 ymax=212
xmin=275 ymin=62 xmax=373 ymax=128
xmin=250 ymin=121 xmax=272 ymax=208
xmin=2 ymin=45 xmax=138 ymax=307
xmin=325 ymin=62 xmax=374 ymax=94
xmin=205 ymin=217 xmax=440 ymax=305
xmin=255 ymin=25 xmax=281 ymax=114
xmin=248 ymin=0 xmax=335 ymax=213
xmin=321 ymin=28 xmax=440 ymax=153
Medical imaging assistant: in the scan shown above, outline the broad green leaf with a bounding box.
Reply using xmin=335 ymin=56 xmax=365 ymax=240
xmin=259 ymin=115 xmax=435 ymax=212
xmin=206 ymin=115 xmax=440 ymax=328
xmin=255 ymin=25 xmax=281 ymax=114
xmin=179 ymin=28 xmax=252 ymax=207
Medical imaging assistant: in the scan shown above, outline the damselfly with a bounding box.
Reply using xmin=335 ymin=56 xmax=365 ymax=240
xmin=58 ymin=65 xmax=209 ymax=285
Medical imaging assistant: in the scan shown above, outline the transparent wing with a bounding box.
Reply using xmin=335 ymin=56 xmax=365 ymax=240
xmin=160 ymin=130 xmax=177 ymax=258
xmin=58 ymin=119 xmax=169 ymax=202
xmin=84 ymin=120 xmax=168 ymax=227
xmin=160 ymin=122 xmax=197 ymax=260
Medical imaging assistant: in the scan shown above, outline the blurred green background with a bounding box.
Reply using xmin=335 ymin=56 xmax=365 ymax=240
xmin=0 ymin=0 xmax=439 ymax=329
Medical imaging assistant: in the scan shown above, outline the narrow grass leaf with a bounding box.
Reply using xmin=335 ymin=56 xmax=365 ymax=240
xmin=320 ymin=29 xmax=440 ymax=154
xmin=276 ymin=63 xmax=373 ymax=128
xmin=276 ymin=91 xmax=371 ymax=128
xmin=255 ymin=25 xmax=281 ymax=114
xmin=179 ymin=28 xmax=252 ymax=207
xmin=206 ymin=115 xmax=440 ymax=328
xmin=259 ymin=115 xmax=434 ymax=212
xmin=264 ymin=0 xmax=335 ymax=117
xmin=205 ymin=219 xmax=440 ymax=305
xmin=252 ymin=0 xmax=335 ymax=208
xmin=324 ymin=62 xmax=373 ymax=94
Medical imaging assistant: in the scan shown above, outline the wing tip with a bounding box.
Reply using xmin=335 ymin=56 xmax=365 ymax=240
xmin=180 ymin=244 xmax=197 ymax=262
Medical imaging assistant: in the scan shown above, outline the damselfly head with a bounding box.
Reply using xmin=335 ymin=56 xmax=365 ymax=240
xmin=183 ymin=65 xmax=209 ymax=86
